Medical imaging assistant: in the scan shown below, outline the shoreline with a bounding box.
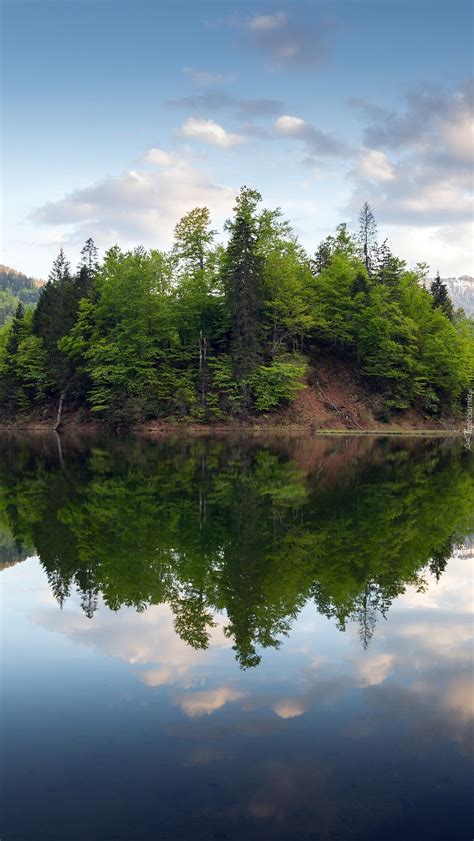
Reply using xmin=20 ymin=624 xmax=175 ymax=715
xmin=0 ymin=419 xmax=464 ymax=438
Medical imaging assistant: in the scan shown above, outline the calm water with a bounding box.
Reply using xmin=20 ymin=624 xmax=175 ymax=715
xmin=0 ymin=433 xmax=473 ymax=841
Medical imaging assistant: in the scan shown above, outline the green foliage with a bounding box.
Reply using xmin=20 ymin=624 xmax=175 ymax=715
xmin=0 ymin=265 xmax=43 ymax=326
xmin=223 ymin=187 xmax=265 ymax=409
xmin=250 ymin=356 xmax=307 ymax=412
xmin=1 ymin=196 xmax=472 ymax=424
xmin=430 ymin=272 xmax=454 ymax=321
xmin=0 ymin=436 xmax=471 ymax=667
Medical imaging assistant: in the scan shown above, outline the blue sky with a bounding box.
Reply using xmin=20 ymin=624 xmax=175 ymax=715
xmin=2 ymin=0 xmax=473 ymax=277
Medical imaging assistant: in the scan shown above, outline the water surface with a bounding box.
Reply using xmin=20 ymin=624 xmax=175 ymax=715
xmin=1 ymin=434 xmax=472 ymax=841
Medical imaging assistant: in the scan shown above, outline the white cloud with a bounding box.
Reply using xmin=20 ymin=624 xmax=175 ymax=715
xmin=31 ymin=149 xmax=235 ymax=252
xmin=386 ymin=222 xmax=474 ymax=276
xmin=142 ymin=148 xmax=173 ymax=166
xmin=180 ymin=116 xmax=245 ymax=148
xmin=355 ymin=149 xmax=396 ymax=182
xmin=442 ymin=112 xmax=474 ymax=163
xmin=276 ymin=114 xmax=306 ymax=135
xmin=177 ymin=686 xmax=245 ymax=717
xmin=275 ymin=114 xmax=349 ymax=157
xmin=348 ymin=80 xmax=474 ymax=241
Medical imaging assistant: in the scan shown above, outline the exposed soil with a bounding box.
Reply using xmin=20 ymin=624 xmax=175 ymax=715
xmin=0 ymin=354 xmax=464 ymax=436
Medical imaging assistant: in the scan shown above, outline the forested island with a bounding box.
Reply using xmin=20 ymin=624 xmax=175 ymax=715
xmin=0 ymin=188 xmax=472 ymax=430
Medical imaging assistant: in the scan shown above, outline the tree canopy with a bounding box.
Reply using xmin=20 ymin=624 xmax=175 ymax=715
xmin=0 ymin=199 xmax=472 ymax=426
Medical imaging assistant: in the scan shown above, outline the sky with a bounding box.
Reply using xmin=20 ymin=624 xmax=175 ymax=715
xmin=1 ymin=0 xmax=473 ymax=278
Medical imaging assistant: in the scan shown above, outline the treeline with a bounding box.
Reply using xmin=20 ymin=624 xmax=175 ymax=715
xmin=0 ymin=265 xmax=43 ymax=326
xmin=0 ymin=436 xmax=471 ymax=665
xmin=0 ymin=189 xmax=472 ymax=426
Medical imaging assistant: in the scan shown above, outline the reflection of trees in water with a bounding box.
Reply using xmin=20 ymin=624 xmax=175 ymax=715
xmin=0 ymin=435 xmax=472 ymax=666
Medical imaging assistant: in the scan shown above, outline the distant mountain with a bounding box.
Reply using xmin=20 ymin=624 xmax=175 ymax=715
xmin=443 ymin=276 xmax=474 ymax=316
xmin=422 ymin=276 xmax=474 ymax=317
xmin=0 ymin=265 xmax=44 ymax=325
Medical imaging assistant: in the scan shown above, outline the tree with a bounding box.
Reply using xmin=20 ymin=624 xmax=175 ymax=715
xmin=1 ymin=302 xmax=26 ymax=413
xmin=32 ymin=250 xmax=78 ymax=398
xmin=358 ymin=202 xmax=378 ymax=274
xmin=77 ymin=238 xmax=99 ymax=298
xmin=430 ymin=272 xmax=454 ymax=321
xmin=223 ymin=187 xmax=265 ymax=410
xmin=61 ymin=246 xmax=176 ymax=424
xmin=49 ymin=248 xmax=71 ymax=283
xmin=173 ymin=207 xmax=216 ymax=273
xmin=79 ymin=238 xmax=99 ymax=274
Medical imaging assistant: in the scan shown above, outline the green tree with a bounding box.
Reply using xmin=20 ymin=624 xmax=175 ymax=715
xmin=430 ymin=272 xmax=454 ymax=321
xmin=223 ymin=187 xmax=265 ymax=411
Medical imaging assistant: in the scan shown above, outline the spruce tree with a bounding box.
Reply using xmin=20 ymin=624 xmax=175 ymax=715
xmin=375 ymin=239 xmax=404 ymax=290
xmin=430 ymin=272 xmax=454 ymax=321
xmin=223 ymin=187 xmax=264 ymax=409
xmin=32 ymin=249 xmax=78 ymax=396
xmin=77 ymin=238 xmax=99 ymax=297
xmin=49 ymin=248 xmax=71 ymax=283
xmin=311 ymin=239 xmax=332 ymax=274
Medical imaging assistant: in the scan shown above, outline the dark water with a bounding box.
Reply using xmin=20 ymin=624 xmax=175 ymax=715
xmin=0 ymin=433 xmax=473 ymax=841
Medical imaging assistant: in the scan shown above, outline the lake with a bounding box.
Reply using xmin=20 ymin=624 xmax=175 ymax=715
xmin=0 ymin=433 xmax=472 ymax=841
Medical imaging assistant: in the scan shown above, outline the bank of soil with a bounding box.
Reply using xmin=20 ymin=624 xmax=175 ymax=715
xmin=1 ymin=355 xmax=464 ymax=436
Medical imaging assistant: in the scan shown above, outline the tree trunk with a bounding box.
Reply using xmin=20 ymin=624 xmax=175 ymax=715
xmin=54 ymin=390 xmax=66 ymax=432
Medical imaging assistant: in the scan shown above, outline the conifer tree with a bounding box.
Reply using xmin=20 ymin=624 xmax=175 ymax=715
xmin=32 ymin=249 xmax=78 ymax=399
xmin=311 ymin=239 xmax=332 ymax=275
xmin=430 ymin=272 xmax=454 ymax=321
xmin=77 ymin=238 xmax=99 ymax=298
xmin=49 ymin=248 xmax=71 ymax=283
xmin=223 ymin=187 xmax=265 ymax=408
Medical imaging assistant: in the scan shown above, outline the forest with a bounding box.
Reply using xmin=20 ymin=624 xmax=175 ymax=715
xmin=0 ymin=188 xmax=472 ymax=427
xmin=0 ymin=435 xmax=471 ymax=667
xmin=0 ymin=265 xmax=43 ymax=326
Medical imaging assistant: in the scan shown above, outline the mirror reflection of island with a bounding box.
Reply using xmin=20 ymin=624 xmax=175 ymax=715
xmin=1 ymin=434 xmax=472 ymax=668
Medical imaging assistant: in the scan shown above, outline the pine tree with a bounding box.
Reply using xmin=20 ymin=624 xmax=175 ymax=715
xmin=79 ymin=238 xmax=99 ymax=274
xmin=49 ymin=248 xmax=71 ymax=283
xmin=375 ymin=239 xmax=405 ymax=290
xmin=223 ymin=187 xmax=264 ymax=409
xmin=430 ymin=272 xmax=454 ymax=321
xmin=358 ymin=202 xmax=378 ymax=274
xmin=311 ymin=239 xmax=332 ymax=275
xmin=77 ymin=238 xmax=99 ymax=298
xmin=32 ymin=250 xmax=78 ymax=400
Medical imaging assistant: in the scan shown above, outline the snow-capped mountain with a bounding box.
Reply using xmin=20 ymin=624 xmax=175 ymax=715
xmin=422 ymin=276 xmax=474 ymax=316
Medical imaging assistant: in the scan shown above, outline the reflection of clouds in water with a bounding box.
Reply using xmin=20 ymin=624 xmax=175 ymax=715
xmin=177 ymin=686 xmax=245 ymax=717
xmin=35 ymin=599 xmax=231 ymax=690
xmin=398 ymin=548 xmax=473 ymax=613
xmin=356 ymin=652 xmax=395 ymax=687
xmin=442 ymin=674 xmax=474 ymax=723
xmin=272 ymin=699 xmax=306 ymax=719
xmin=31 ymin=552 xmax=473 ymax=744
